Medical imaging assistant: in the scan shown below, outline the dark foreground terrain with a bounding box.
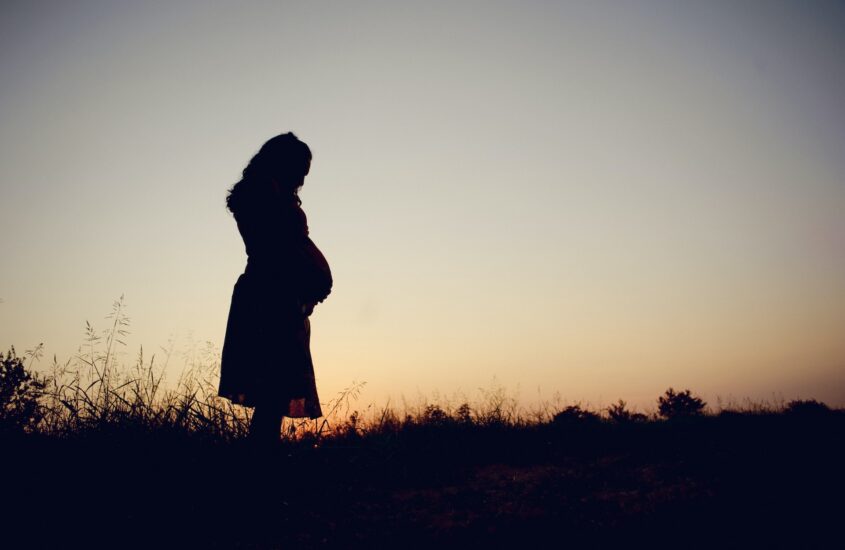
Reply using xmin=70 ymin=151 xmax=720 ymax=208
xmin=2 ymin=410 xmax=843 ymax=549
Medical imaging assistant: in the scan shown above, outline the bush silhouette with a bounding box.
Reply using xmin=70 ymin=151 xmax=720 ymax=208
xmin=0 ymin=347 xmax=46 ymax=432
xmin=455 ymin=402 xmax=473 ymax=425
xmin=607 ymin=399 xmax=648 ymax=423
xmin=784 ymin=399 xmax=831 ymax=417
xmin=422 ymin=404 xmax=451 ymax=426
xmin=657 ymin=388 xmax=706 ymax=419
xmin=552 ymin=404 xmax=601 ymax=425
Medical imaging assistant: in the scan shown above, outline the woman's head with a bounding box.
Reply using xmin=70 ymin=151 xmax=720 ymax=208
xmin=227 ymin=132 xmax=312 ymax=213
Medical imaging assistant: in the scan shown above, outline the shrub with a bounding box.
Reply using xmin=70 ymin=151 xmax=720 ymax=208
xmin=606 ymin=399 xmax=647 ymax=423
xmin=0 ymin=347 xmax=46 ymax=432
xmin=657 ymin=388 xmax=706 ymax=419
xmin=422 ymin=404 xmax=451 ymax=426
xmin=455 ymin=402 xmax=472 ymax=425
xmin=784 ymin=399 xmax=830 ymax=417
xmin=552 ymin=404 xmax=601 ymax=425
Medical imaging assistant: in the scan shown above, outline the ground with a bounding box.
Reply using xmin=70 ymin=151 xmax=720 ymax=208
xmin=2 ymin=412 xmax=843 ymax=548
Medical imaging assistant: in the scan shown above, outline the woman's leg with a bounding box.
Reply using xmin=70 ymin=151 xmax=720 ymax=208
xmin=249 ymin=405 xmax=283 ymax=442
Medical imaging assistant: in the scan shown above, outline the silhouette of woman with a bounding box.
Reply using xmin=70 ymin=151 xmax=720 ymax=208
xmin=219 ymin=132 xmax=332 ymax=441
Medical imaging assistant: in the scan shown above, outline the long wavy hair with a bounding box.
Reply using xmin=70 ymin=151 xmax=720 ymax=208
xmin=226 ymin=132 xmax=312 ymax=214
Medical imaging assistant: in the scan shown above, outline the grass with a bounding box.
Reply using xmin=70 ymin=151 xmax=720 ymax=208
xmin=2 ymin=297 xmax=843 ymax=548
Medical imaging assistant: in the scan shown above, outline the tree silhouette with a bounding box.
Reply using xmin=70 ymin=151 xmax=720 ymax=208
xmin=658 ymin=388 xmax=706 ymax=419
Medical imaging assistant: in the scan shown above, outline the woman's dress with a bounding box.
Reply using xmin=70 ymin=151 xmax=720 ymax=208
xmin=218 ymin=195 xmax=332 ymax=418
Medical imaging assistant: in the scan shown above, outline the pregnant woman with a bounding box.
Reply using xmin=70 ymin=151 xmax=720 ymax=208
xmin=219 ymin=132 xmax=332 ymax=442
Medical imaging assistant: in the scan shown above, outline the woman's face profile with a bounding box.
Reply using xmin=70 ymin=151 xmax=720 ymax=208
xmin=271 ymin=158 xmax=310 ymax=195
xmin=296 ymin=160 xmax=310 ymax=188
xmin=297 ymin=159 xmax=311 ymax=188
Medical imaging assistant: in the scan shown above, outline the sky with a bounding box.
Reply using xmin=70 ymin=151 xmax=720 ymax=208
xmin=1 ymin=0 xmax=844 ymax=411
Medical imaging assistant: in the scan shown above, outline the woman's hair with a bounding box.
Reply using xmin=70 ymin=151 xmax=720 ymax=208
xmin=226 ymin=132 xmax=312 ymax=214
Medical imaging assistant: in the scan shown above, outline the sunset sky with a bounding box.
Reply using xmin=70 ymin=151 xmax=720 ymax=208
xmin=1 ymin=1 xmax=844 ymax=410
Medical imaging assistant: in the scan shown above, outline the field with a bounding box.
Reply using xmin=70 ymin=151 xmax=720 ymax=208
xmin=3 ymin=404 xmax=843 ymax=548
xmin=1 ymin=303 xmax=843 ymax=548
